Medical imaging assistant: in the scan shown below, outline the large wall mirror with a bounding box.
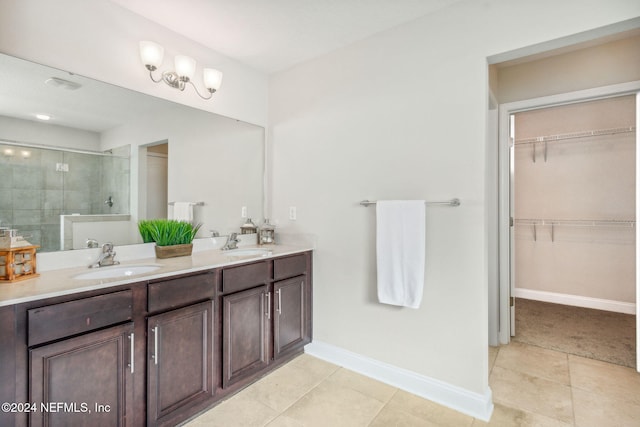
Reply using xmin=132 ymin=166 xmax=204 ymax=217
xmin=0 ymin=53 xmax=264 ymax=253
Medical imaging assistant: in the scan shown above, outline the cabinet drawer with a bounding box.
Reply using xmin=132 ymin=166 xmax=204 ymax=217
xmin=28 ymin=290 xmax=132 ymax=347
xmin=148 ymin=272 xmax=215 ymax=313
xmin=274 ymin=253 xmax=307 ymax=281
xmin=222 ymin=262 xmax=268 ymax=294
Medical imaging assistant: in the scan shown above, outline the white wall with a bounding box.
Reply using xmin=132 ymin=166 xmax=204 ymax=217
xmin=497 ymin=33 xmax=640 ymax=103
xmin=268 ymin=0 xmax=640 ymax=408
xmin=0 ymin=0 xmax=268 ymax=127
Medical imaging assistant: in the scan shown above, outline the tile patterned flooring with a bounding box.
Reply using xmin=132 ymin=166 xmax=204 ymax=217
xmin=185 ymin=342 xmax=640 ymax=426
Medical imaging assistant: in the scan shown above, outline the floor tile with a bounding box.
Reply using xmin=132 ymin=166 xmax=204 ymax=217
xmin=471 ymin=403 xmax=572 ymax=427
xmin=384 ymin=390 xmax=474 ymax=427
xmin=569 ymin=354 xmax=640 ymax=406
xmin=242 ymin=362 xmax=326 ymax=412
xmin=324 ymin=368 xmax=398 ymax=403
xmin=265 ymin=414 xmax=305 ymax=427
xmin=488 ymin=346 xmax=499 ymax=373
xmin=572 ymin=387 xmax=640 ymax=427
xmin=490 ymin=366 xmax=573 ymax=424
xmin=494 ymin=341 xmax=570 ymax=385
xmin=279 ymin=381 xmax=385 ymax=427
xmin=369 ymin=405 xmax=441 ymax=426
xmin=287 ymin=353 xmax=340 ymax=380
xmin=185 ymin=392 xmax=278 ymax=427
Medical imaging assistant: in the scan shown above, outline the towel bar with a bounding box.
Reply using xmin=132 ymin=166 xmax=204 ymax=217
xmin=168 ymin=201 xmax=205 ymax=206
xmin=359 ymin=198 xmax=460 ymax=207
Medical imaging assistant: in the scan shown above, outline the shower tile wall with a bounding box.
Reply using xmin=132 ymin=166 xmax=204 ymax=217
xmin=0 ymin=145 xmax=130 ymax=252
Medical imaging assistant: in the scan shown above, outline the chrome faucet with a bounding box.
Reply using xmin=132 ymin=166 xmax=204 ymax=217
xmin=221 ymin=233 xmax=240 ymax=250
xmin=90 ymin=242 xmax=120 ymax=268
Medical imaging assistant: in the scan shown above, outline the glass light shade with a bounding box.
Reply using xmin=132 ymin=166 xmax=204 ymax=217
xmin=203 ymin=68 xmax=223 ymax=91
xmin=174 ymin=55 xmax=196 ymax=80
xmin=139 ymin=41 xmax=164 ymax=69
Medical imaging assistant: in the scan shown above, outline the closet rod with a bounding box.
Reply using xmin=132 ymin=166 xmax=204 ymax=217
xmin=514 ymin=126 xmax=635 ymax=146
xmin=360 ymin=198 xmax=460 ymax=207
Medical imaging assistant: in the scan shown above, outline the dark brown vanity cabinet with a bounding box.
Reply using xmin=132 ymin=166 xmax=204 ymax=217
xmin=29 ymin=323 xmax=134 ymax=427
xmin=221 ymin=262 xmax=270 ymax=388
xmin=221 ymin=252 xmax=312 ymax=389
xmin=146 ymin=272 xmax=216 ymax=427
xmin=4 ymin=251 xmax=311 ymax=427
xmin=147 ymin=301 xmax=213 ymax=426
xmin=273 ymin=276 xmax=309 ymax=360
xmin=26 ymin=290 xmax=136 ymax=427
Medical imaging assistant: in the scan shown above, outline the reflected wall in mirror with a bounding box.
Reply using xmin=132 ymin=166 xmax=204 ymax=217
xmin=0 ymin=53 xmax=265 ymax=253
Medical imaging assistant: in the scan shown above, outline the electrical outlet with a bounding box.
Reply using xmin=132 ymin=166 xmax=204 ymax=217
xmin=289 ymin=206 xmax=297 ymax=220
xmin=241 ymin=206 xmax=247 ymax=218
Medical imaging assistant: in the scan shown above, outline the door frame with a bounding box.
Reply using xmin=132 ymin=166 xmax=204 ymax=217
xmin=497 ymin=81 xmax=640 ymax=370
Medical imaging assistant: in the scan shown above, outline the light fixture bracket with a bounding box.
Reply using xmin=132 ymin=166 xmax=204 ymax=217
xmin=161 ymin=71 xmax=186 ymax=91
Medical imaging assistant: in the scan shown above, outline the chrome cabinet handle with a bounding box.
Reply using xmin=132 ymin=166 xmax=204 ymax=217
xmin=129 ymin=332 xmax=134 ymax=374
xmin=276 ymin=289 xmax=282 ymax=315
xmin=153 ymin=326 xmax=159 ymax=365
xmin=266 ymin=292 xmax=271 ymax=320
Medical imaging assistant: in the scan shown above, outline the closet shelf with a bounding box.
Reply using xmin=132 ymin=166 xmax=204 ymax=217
xmin=514 ymin=126 xmax=635 ymax=146
xmin=515 ymin=218 xmax=635 ymax=228
xmin=514 ymin=218 xmax=635 ymax=242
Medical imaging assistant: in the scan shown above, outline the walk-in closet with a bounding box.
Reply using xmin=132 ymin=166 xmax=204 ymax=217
xmin=512 ymin=95 xmax=637 ymax=368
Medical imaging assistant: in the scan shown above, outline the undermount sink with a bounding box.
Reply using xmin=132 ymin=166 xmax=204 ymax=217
xmin=74 ymin=265 xmax=161 ymax=280
xmin=222 ymin=248 xmax=272 ymax=257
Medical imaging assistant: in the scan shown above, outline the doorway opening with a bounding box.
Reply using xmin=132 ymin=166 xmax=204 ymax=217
xmin=509 ymin=96 xmax=637 ymax=368
xmin=139 ymin=141 xmax=168 ymax=220
xmin=497 ymin=85 xmax=640 ymax=370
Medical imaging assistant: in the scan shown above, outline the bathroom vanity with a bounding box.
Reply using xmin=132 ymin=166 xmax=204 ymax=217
xmin=0 ymin=248 xmax=312 ymax=427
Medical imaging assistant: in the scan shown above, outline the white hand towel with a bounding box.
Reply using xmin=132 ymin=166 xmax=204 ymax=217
xmin=376 ymin=200 xmax=426 ymax=308
xmin=172 ymin=202 xmax=193 ymax=222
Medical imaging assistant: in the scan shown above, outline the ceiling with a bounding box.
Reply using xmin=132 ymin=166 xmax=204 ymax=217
xmin=109 ymin=0 xmax=464 ymax=73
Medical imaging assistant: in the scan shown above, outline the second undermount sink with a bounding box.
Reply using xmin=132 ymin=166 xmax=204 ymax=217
xmin=222 ymin=248 xmax=273 ymax=258
xmin=74 ymin=265 xmax=162 ymax=280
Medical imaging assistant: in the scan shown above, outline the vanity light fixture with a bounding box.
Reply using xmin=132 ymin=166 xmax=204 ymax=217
xmin=139 ymin=41 xmax=223 ymax=100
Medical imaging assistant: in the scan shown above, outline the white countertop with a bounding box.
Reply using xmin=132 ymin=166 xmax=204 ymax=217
xmin=0 ymin=244 xmax=313 ymax=307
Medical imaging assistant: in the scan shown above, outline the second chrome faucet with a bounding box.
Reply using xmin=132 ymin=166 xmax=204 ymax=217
xmin=90 ymin=242 xmax=119 ymax=268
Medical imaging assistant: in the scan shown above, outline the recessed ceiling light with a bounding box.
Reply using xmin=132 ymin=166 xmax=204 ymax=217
xmin=45 ymin=77 xmax=81 ymax=90
xmin=36 ymin=114 xmax=51 ymax=121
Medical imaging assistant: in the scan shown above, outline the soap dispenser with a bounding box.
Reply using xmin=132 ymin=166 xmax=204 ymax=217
xmin=258 ymin=219 xmax=275 ymax=245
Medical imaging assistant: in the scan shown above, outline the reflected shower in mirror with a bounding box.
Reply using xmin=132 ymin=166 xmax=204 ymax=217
xmin=0 ymin=53 xmax=264 ymax=253
xmin=0 ymin=142 xmax=130 ymax=252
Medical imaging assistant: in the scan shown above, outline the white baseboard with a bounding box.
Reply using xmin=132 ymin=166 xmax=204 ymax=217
xmin=514 ymin=288 xmax=636 ymax=315
xmin=304 ymin=341 xmax=494 ymax=422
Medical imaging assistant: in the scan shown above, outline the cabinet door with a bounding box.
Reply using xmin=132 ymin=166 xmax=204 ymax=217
xmin=29 ymin=322 xmax=134 ymax=427
xmin=222 ymin=285 xmax=269 ymax=388
xmin=274 ymin=276 xmax=310 ymax=359
xmin=147 ymin=300 xmax=214 ymax=426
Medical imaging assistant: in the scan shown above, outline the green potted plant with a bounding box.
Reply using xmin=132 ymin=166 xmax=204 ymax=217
xmin=138 ymin=219 xmax=202 ymax=259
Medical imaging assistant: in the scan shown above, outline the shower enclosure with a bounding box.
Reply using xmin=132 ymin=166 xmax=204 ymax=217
xmin=0 ymin=142 xmax=130 ymax=252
